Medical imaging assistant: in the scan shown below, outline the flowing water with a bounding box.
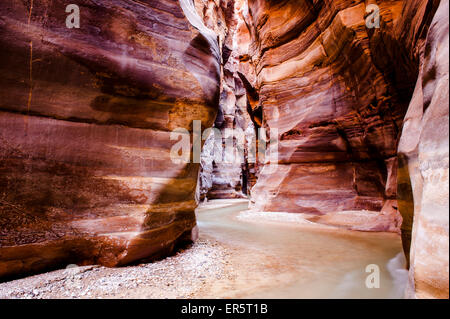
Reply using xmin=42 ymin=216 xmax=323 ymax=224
xmin=196 ymin=199 xmax=408 ymax=299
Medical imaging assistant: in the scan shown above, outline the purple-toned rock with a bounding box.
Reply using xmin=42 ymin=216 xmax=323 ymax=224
xmin=0 ymin=0 xmax=220 ymax=279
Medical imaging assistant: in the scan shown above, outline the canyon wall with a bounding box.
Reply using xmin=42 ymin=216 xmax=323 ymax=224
xmin=235 ymin=0 xmax=448 ymax=298
xmin=0 ymin=0 xmax=448 ymax=299
xmin=0 ymin=0 xmax=221 ymax=279
xmin=198 ymin=52 xmax=255 ymax=200
xmin=236 ymin=0 xmax=441 ymax=230
xmin=398 ymin=0 xmax=449 ymax=299
xmin=197 ymin=0 xmax=257 ymax=201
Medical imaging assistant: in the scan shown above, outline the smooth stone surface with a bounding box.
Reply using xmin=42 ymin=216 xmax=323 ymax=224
xmin=0 ymin=0 xmax=220 ymax=279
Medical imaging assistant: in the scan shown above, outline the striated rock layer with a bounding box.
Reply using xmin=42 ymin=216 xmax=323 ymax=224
xmin=398 ymin=0 xmax=449 ymax=299
xmin=235 ymin=0 xmax=448 ymax=298
xmin=0 ymin=0 xmax=448 ymax=299
xmin=198 ymin=0 xmax=256 ymax=200
xmin=0 ymin=0 xmax=220 ymax=279
xmin=236 ymin=0 xmax=436 ymax=229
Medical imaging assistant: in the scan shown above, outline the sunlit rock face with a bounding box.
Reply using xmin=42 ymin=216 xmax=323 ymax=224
xmin=199 ymin=53 xmax=254 ymax=200
xmin=398 ymin=0 xmax=449 ymax=299
xmin=198 ymin=0 xmax=256 ymax=200
xmin=235 ymin=0 xmax=448 ymax=298
xmin=0 ymin=0 xmax=220 ymax=279
xmin=236 ymin=0 xmax=438 ymax=232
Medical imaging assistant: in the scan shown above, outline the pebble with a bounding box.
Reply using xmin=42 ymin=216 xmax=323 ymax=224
xmin=0 ymin=238 xmax=229 ymax=299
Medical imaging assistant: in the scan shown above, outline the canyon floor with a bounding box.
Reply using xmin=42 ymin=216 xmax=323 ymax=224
xmin=0 ymin=200 xmax=407 ymax=299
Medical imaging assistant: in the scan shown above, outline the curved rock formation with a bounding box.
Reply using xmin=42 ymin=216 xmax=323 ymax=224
xmin=0 ymin=0 xmax=448 ymax=300
xmin=0 ymin=0 xmax=220 ymax=279
xmin=234 ymin=0 xmax=448 ymax=298
xmin=236 ymin=0 xmax=443 ymax=229
xmin=398 ymin=0 xmax=449 ymax=299
xmin=238 ymin=0 xmax=416 ymax=226
xmin=197 ymin=0 xmax=256 ymax=200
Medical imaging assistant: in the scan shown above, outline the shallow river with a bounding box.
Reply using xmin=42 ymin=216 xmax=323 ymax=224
xmin=196 ymin=199 xmax=408 ymax=299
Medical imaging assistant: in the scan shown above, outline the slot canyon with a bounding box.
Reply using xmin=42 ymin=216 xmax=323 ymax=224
xmin=0 ymin=0 xmax=448 ymax=299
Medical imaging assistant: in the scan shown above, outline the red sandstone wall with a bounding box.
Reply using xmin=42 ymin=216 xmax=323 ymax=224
xmin=0 ymin=0 xmax=220 ymax=279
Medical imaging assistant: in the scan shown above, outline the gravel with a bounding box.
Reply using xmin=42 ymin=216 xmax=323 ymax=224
xmin=0 ymin=238 xmax=231 ymax=299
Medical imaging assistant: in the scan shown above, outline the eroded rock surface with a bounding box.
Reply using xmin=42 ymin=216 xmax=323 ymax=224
xmin=398 ymin=0 xmax=449 ymax=299
xmin=235 ymin=0 xmax=441 ymax=232
xmin=0 ymin=0 xmax=220 ymax=279
xmin=0 ymin=0 xmax=448 ymax=300
xmin=234 ymin=0 xmax=448 ymax=298
xmin=198 ymin=0 xmax=256 ymax=200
